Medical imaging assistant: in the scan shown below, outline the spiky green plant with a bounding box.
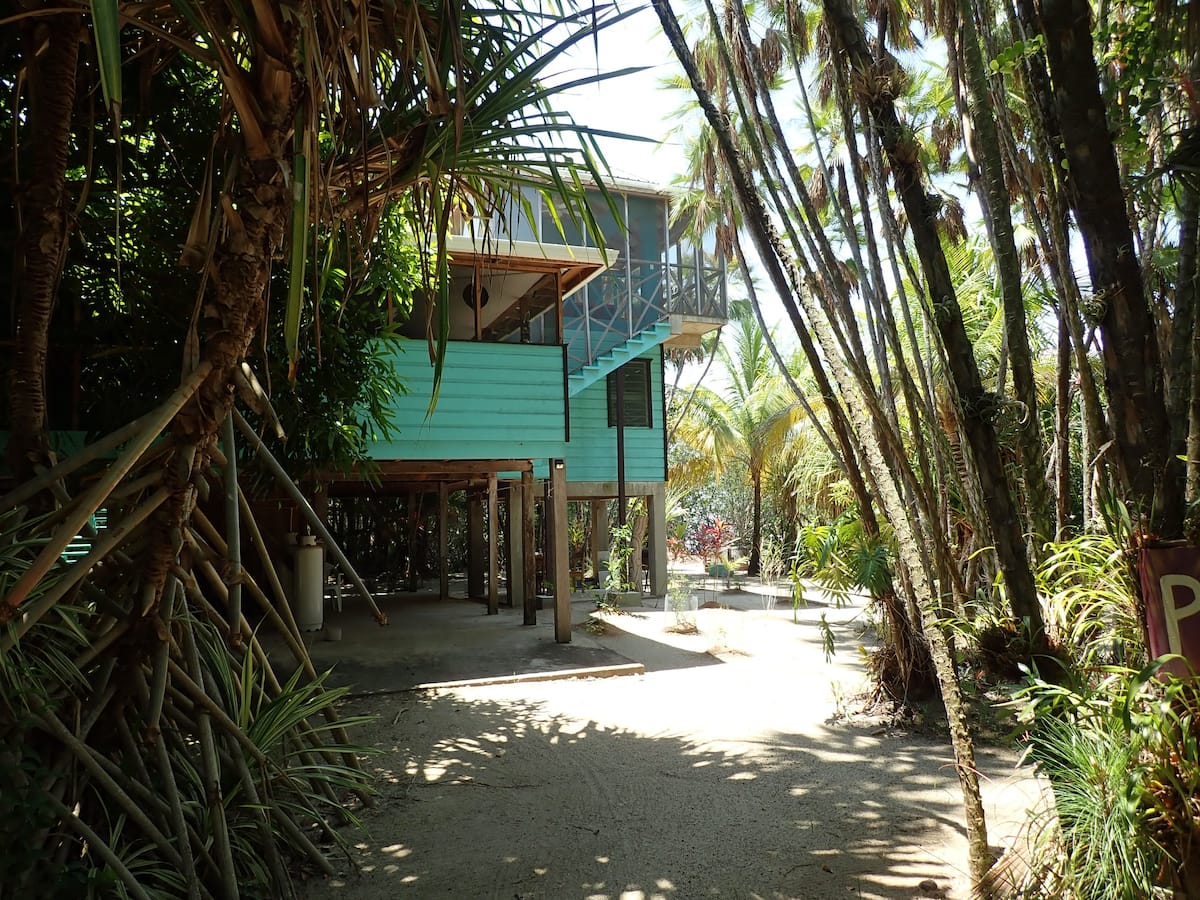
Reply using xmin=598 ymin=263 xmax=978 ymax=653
xmin=1036 ymin=531 xmax=1144 ymax=670
xmin=1011 ymin=664 xmax=1200 ymax=897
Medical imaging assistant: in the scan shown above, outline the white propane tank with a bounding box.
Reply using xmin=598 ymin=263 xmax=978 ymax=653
xmin=294 ymin=534 xmax=325 ymax=632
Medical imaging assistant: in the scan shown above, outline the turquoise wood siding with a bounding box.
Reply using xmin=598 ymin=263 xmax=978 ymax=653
xmin=562 ymin=348 xmax=665 ymax=483
xmin=367 ymin=340 xmax=568 ymax=461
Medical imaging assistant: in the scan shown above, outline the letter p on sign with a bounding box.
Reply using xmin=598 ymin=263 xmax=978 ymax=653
xmin=1139 ymin=547 xmax=1200 ymax=678
xmin=1158 ymin=575 xmax=1200 ymax=656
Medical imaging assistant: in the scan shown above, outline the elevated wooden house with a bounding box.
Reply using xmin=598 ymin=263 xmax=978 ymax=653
xmin=327 ymin=178 xmax=727 ymax=641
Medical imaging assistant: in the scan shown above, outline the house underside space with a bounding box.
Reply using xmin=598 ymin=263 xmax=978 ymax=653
xmin=323 ymin=458 xmax=570 ymax=642
xmin=315 ymin=459 xmax=671 ymax=645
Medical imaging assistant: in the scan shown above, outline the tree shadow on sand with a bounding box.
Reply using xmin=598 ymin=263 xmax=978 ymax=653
xmin=303 ymin=683 xmax=1038 ymax=900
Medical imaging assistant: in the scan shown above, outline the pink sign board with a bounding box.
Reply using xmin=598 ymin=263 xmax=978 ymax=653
xmin=1137 ymin=546 xmax=1200 ymax=678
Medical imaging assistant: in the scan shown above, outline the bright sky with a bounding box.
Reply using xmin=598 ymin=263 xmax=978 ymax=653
xmin=556 ymin=6 xmax=691 ymax=187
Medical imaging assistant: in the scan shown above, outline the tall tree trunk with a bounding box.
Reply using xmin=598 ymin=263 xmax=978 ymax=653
xmin=650 ymin=2 xmax=992 ymax=882
xmin=8 ymin=13 xmax=81 ymax=483
xmin=152 ymin=28 xmax=297 ymax=602
xmin=956 ymin=0 xmax=1054 ymax=548
xmin=1055 ymin=309 xmax=1073 ymax=538
xmin=821 ymin=0 xmax=1048 ymax=650
xmin=748 ymin=468 xmax=762 ymax=576
xmin=1173 ymin=186 xmax=1199 ymax=503
xmin=1008 ymin=0 xmax=1109 ymax=500
xmin=1037 ymin=0 xmax=1182 ymax=537
xmin=1171 ymin=187 xmax=1200 ymax=508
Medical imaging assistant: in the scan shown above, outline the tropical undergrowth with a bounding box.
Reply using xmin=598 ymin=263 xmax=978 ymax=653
xmin=0 ymin=394 xmax=376 ymax=900
xmin=1002 ymin=664 xmax=1200 ymax=898
xmin=972 ymin=504 xmax=1200 ymax=899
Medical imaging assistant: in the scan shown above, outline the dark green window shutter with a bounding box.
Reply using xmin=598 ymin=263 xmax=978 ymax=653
xmin=607 ymin=359 xmax=652 ymax=428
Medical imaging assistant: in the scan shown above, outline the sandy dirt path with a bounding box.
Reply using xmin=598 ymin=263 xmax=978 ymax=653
xmin=303 ymin=594 xmax=1041 ymax=900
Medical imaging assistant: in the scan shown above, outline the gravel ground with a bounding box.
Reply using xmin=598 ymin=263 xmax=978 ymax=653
xmin=302 ymin=588 xmax=1044 ymax=900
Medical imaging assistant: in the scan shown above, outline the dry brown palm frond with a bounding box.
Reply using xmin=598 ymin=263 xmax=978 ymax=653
xmin=837 ymin=257 xmax=859 ymax=290
xmin=1021 ymin=240 xmax=1042 ymax=272
xmin=704 ymin=145 xmax=719 ymax=193
xmin=786 ymin=0 xmax=811 ymax=58
xmin=931 ymin=113 xmax=959 ymax=171
xmin=939 ymin=193 xmax=967 ymax=243
xmin=808 ymin=166 xmax=830 ymax=210
xmin=759 ymin=28 xmax=784 ymax=80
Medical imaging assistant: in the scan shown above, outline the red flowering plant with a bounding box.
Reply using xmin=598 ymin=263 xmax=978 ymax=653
xmin=695 ymin=518 xmax=736 ymax=571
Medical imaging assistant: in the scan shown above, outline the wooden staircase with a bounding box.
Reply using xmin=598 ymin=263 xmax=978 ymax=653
xmin=567 ymin=320 xmax=674 ymax=396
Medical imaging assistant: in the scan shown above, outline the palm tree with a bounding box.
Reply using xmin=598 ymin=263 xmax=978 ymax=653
xmin=674 ymin=301 xmax=803 ymax=575
xmin=1 ymin=2 xmax=633 ymax=894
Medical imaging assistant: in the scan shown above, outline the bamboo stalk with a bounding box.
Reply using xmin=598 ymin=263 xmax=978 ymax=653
xmin=114 ymin=704 xmax=153 ymax=788
xmin=108 ymin=468 xmax=166 ymax=501
xmin=146 ymin=579 xmax=177 ymax=738
xmin=71 ymin=617 xmax=130 ymax=670
xmin=147 ymin=579 xmax=203 ymax=899
xmin=2 ymin=362 xmax=212 ymax=616
xmin=203 ymin=500 xmax=307 ymax=658
xmin=269 ymin=803 xmax=337 ymax=877
xmin=190 ymin=503 xmax=371 ymax=802
xmin=237 ymin=486 xmax=301 ymax=635
xmin=201 ymin=531 xmax=372 ymax=794
xmin=174 ymin=562 xmax=234 ymax=642
xmin=190 ymin=556 xmax=287 ymax=701
xmin=222 ymin=414 xmax=244 ymax=648
xmin=166 ymin=657 xmax=268 ymax=765
xmin=37 ymin=706 xmax=180 ymax=867
xmin=233 ymin=409 xmax=387 ymax=624
xmin=48 ymin=795 xmax=155 ymax=900
xmin=77 ymin=663 xmax=117 ymax=741
xmin=152 ymin=731 xmax=202 ymax=900
xmin=224 ymin=729 xmax=291 ymax=896
xmin=0 ymin=486 xmax=172 ymax=653
xmin=180 ymin=614 xmax=241 ymax=900
xmin=156 ymin=722 xmax=221 ymax=890
xmin=162 ymin=691 xmax=199 ymax=731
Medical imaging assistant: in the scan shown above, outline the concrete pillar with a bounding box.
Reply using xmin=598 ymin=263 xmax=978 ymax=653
xmin=550 ymin=459 xmax=571 ymax=643
xmin=647 ymin=482 xmax=668 ymax=596
xmin=507 ymin=481 xmax=524 ymax=613
xmin=467 ymin=491 xmax=485 ymax=599
xmin=589 ymin=499 xmax=608 ymax=582
xmin=487 ymin=474 xmax=499 ymax=615
xmin=522 ymin=471 xmax=537 ymax=621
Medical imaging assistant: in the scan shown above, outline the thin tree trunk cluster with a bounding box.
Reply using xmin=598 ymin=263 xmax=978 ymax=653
xmin=654 ymin=0 xmax=1200 ymax=890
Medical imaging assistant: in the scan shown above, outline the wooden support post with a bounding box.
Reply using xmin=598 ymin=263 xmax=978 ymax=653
xmin=508 ymin=481 xmax=524 ymax=614
xmin=647 ymin=483 xmax=669 ymax=596
xmin=467 ymin=492 xmax=485 ymax=599
xmin=487 ymin=474 xmax=499 ymax=615
xmin=550 ymin=459 xmax=571 ymax=643
xmin=438 ymin=482 xmax=449 ymax=601
xmin=615 ymin=367 xmax=627 ymax=526
xmin=522 ymin=470 xmax=537 ymax=623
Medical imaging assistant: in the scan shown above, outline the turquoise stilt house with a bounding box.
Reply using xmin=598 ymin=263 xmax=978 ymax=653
xmin=326 ymin=178 xmax=727 ymax=641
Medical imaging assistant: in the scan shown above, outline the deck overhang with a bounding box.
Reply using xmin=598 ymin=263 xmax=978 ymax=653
xmin=663 ymin=313 xmax=725 ymax=349
xmin=446 ymin=235 xmax=615 ymax=341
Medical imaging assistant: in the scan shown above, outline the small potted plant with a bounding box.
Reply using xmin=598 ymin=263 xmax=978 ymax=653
xmin=603 ymin=521 xmax=642 ymax=607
